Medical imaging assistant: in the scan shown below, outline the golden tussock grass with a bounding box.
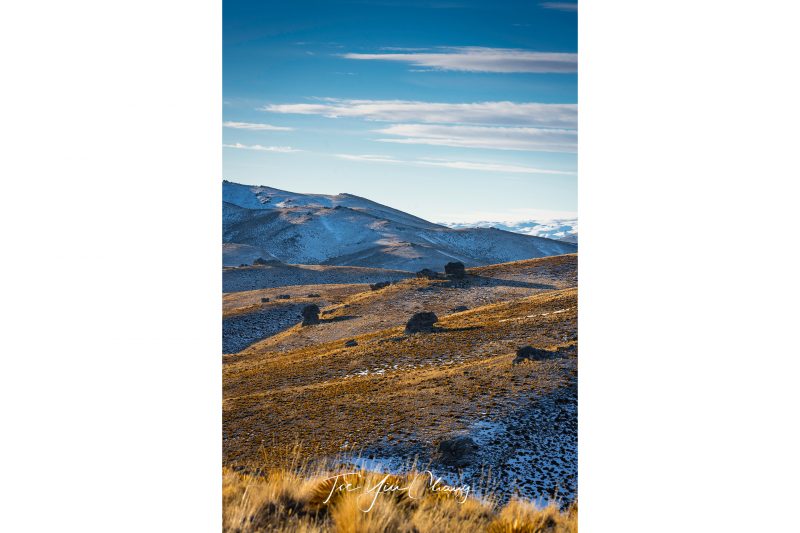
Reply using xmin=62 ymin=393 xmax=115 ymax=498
xmin=223 ymin=465 xmax=577 ymax=533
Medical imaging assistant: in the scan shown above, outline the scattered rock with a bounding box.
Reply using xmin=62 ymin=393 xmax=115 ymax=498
xmin=444 ymin=261 xmax=466 ymax=279
xmin=260 ymin=297 xmax=270 ymax=303
xmin=416 ymin=269 xmax=444 ymax=280
xmin=277 ymin=294 xmax=291 ymax=300
xmin=433 ymin=436 xmax=479 ymax=468
xmin=451 ymin=305 xmax=469 ymax=313
xmin=300 ymin=304 xmax=320 ymax=326
xmin=405 ymin=312 xmax=438 ymax=334
xmin=513 ymin=346 xmax=553 ymax=365
xmin=307 ymin=293 xmax=321 ymax=298
xmin=370 ymin=281 xmax=391 ymax=291
xmin=253 ymin=257 xmax=269 ymax=266
xmin=344 ymin=339 xmax=358 ymax=347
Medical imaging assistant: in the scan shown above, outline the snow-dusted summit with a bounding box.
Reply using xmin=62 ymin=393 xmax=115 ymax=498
xmin=223 ymin=181 xmax=577 ymax=270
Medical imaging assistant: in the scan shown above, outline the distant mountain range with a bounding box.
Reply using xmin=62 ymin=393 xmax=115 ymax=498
xmin=440 ymin=219 xmax=578 ymax=243
xmin=223 ymin=181 xmax=577 ymax=271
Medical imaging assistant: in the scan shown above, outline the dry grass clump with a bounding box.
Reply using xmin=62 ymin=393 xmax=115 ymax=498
xmin=470 ymin=254 xmax=577 ymax=286
xmin=487 ymin=499 xmax=577 ymax=533
xmin=223 ymin=466 xmax=576 ymax=533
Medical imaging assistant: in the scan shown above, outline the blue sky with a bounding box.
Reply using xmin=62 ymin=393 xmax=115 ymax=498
xmin=223 ymin=0 xmax=577 ymax=222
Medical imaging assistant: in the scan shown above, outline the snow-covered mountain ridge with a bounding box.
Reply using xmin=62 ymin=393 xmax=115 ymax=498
xmin=223 ymin=181 xmax=577 ymax=270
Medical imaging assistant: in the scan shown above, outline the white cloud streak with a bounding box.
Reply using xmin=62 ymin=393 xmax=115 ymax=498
xmin=374 ymin=124 xmax=577 ymax=152
xmin=223 ymin=143 xmax=300 ymax=152
xmin=334 ymin=153 xmax=574 ymax=175
xmin=223 ymin=121 xmax=293 ymax=131
xmin=334 ymin=154 xmax=403 ymax=164
xmin=342 ymin=47 xmax=576 ymax=73
xmin=540 ymin=2 xmax=578 ymax=12
xmin=263 ymin=99 xmax=576 ymax=128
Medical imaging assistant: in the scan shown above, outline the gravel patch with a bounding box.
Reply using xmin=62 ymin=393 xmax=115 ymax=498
xmin=222 ymin=304 xmax=305 ymax=354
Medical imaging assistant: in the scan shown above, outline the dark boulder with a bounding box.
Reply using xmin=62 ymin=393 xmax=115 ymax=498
xmin=344 ymin=339 xmax=358 ymax=347
xmin=444 ymin=261 xmax=466 ymax=279
xmin=451 ymin=305 xmax=469 ymax=313
xmin=513 ymin=346 xmax=553 ymax=365
xmin=253 ymin=257 xmax=269 ymax=266
xmin=260 ymin=297 xmax=270 ymax=303
xmin=307 ymin=293 xmax=321 ymax=298
xmin=416 ymin=269 xmax=443 ymax=280
xmin=405 ymin=312 xmax=438 ymax=334
xmin=433 ymin=436 xmax=478 ymax=468
xmin=370 ymin=281 xmax=391 ymax=291
xmin=277 ymin=294 xmax=291 ymax=300
xmin=300 ymin=304 xmax=321 ymax=326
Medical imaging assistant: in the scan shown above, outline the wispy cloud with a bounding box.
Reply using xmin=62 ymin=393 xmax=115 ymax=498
xmin=223 ymin=121 xmax=293 ymax=131
xmin=417 ymin=158 xmax=574 ymax=175
xmin=223 ymin=143 xmax=300 ymax=152
xmin=334 ymin=154 xmax=403 ymax=164
xmin=374 ymin=124 xmax=577 ymax=152
xmin=263 ymin=99 xmax=576 ymax=128
xmin=342 ymin=47 xmax=576 ymax=73
xmin=540 ymin=2 xmax=578 ymax=12
xmin=334 ymin=153 xmax=574 ymax=175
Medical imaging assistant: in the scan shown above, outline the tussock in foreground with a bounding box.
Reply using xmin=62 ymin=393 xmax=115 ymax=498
xmin=223 ymin=465 xmax=577 ymax=533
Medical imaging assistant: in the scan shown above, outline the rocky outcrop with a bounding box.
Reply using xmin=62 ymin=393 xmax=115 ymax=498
xmin=512 ymin=346 xmax=553 ymax=364
xmin=300 ymin=304 xmax=321 ymax=326
xmin=405 ymin=312 xmax=438 ymax=334
xmin=444 ymin=261 xmax=466 ymax=279
xmin=433 ymin=436 xmax=479 ymax=468
xmin=416 ymin=269 xmax=444 ymax=280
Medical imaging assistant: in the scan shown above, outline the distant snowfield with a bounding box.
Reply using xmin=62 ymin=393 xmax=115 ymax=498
xmin=438 ymin=219 xmax=578 ymax=243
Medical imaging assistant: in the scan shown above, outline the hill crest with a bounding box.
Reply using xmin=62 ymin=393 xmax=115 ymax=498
xmin=223 ymin=180 xmax=576 ymax=270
